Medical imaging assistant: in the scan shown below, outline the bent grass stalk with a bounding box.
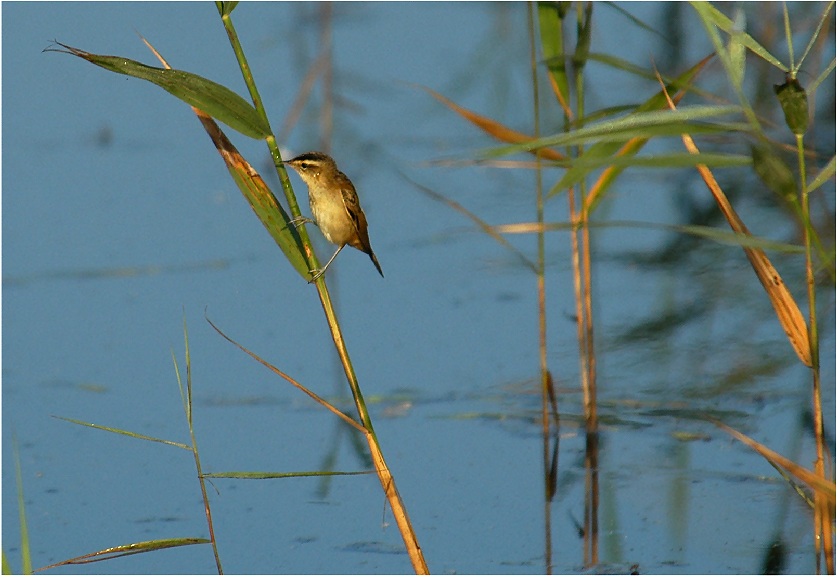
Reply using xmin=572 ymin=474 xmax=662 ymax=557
xmin=214 ymin=8 xmax=428 ymax=571
xmin=174 ymin=318 xmax=223 ymax=574
xmin=148 ymin=10 xmax=429 ymax=569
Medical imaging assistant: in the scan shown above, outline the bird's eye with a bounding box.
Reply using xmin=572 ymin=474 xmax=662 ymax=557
xmin=301 ymin=162 xmax=309 ymax=170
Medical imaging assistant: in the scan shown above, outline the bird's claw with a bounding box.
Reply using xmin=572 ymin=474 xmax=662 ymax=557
xmin=307 ymin=268 xmax=326 ymax=283
xmin=289 ymin=216 xmax=315 ymax=229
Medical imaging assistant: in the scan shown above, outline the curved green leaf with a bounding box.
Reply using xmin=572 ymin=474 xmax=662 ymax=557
xmin=49 ymin=42 xmax=269 ymax=139
xmin=36 ymin=538 xmax=211 ymax=571
xmin=488 ymin=105 xmax=743 ymax=159
xmin=548 ymin=54 xmax=717 ymax=201
xmin=689 ymin=2 xmax=787 ymax=71
xmin=553 ymin=151 xmax=751 ymax=171
xmin=807 ymin=155 xmax=836 ymax=194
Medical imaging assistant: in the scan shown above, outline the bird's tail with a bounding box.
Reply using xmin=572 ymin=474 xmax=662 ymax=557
xmin=368 ymin=251 xmax=384 ymax=277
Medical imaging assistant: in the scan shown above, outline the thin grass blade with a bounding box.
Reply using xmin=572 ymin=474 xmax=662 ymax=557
xmin=13 ymin=436 xmax=32 ymax=575
xmin=52 ymin=416 xmax=192 ymax=450
xmin=35 ymin=538 xmax=211 ymax=571
xmin=492 ymin=219 xmax=805 ymax=254
xmin=205 ymin=315 xmax=365 ymax=433
xmin=806 ymin=155 xmax=836 ymax=194
xmin=403 ymin=173 xmax=538 ymax=274
xmin=558 ymin=151 xmax=751 ymax=170
xmin=203 ymin=470 xmax=374 ymax=479
xmin=809 ymin=57 xmax=836 ymax=94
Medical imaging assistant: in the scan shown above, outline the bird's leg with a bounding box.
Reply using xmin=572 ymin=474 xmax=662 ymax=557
xmin=288 ymin=215 xmax=316 ymax=229
xmin=309 ymin=245 xmax=345 ymax=283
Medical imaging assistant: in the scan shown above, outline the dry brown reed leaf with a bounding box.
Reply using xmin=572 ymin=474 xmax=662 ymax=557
xmin=657 ymin=75 xmax=812 ymax=368
xmin=679 ymin=135 xmax=811 ymax=367
xmin=405 ymin=174 xmax=538 ymax=274
xmin=710 ymin=417 xmax=835 ymax=504
xmin=420 ymin=85 xmax=566 ymax=161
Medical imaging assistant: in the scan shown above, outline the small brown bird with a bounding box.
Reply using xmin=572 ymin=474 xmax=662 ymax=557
xmin=284 ymin=152 xmax=383 ymax=282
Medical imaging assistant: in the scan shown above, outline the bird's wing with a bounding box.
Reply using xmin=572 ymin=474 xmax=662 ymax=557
xmin=342 ymin=187 xmax=364 ymax=231
xmin=342 ymin=186 xmax=372 ymax=252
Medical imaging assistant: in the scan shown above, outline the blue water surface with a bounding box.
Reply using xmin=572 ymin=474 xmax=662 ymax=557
xmin=3 ymin=2 xmax=834 ymax=574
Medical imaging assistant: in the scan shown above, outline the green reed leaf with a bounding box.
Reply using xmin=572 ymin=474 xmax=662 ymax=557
xmin=807 ymin=156 xmax=836 ymax=194
xmin=689 ymin=2 xmax=787 ymax=71
xmin=488 ymin=105 xmax=744 ymax=158
xmin=48 ymin=41 xmax=269 ymax=139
